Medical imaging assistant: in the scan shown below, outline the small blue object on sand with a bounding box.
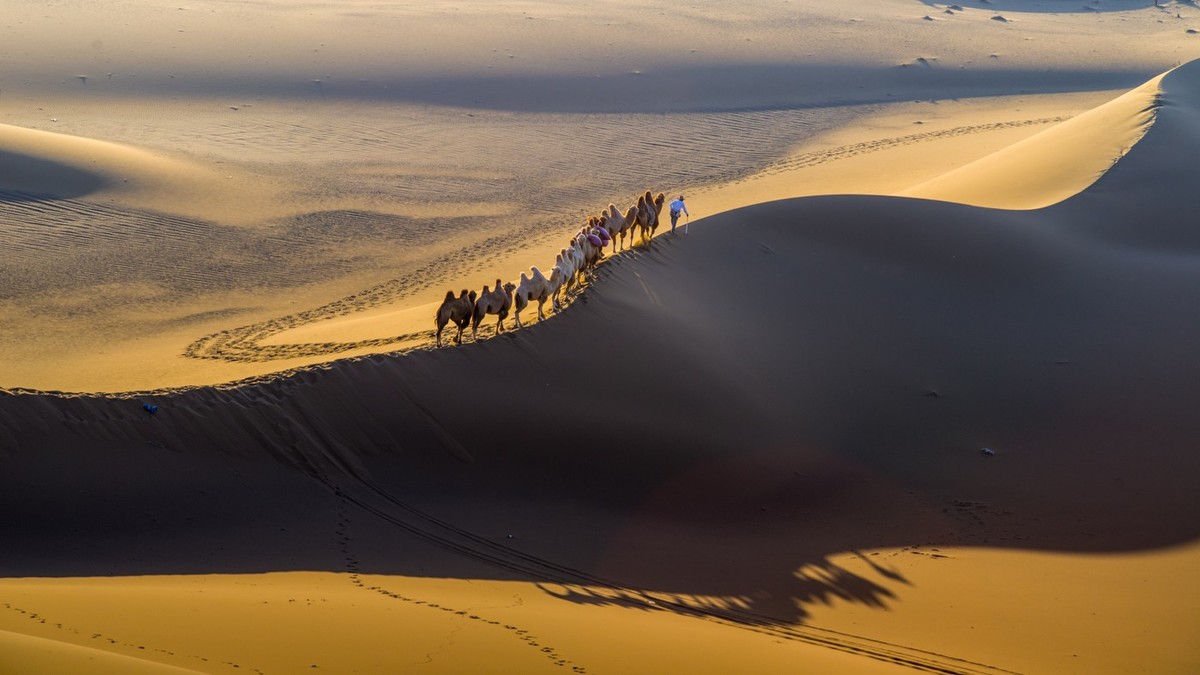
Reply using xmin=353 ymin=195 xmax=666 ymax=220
xmin=143 ymin=403 xmax=158 ymax=414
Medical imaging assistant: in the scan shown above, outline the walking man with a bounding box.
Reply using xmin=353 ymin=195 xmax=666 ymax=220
xmin=669 ymin=195 xmax=689 ymax=234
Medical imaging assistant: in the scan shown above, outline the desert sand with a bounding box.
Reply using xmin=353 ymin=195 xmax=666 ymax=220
xmin=3 ymin=1 xmax=1200 ymax=673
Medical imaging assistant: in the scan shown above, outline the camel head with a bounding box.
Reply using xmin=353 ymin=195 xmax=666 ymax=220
xmin=503 ymin=281 xmax=516 ymax=295
xmin=469 ymin=290 xmax=477 ymax=303
xmin=654 ymin=192 xmax=666 ymax=210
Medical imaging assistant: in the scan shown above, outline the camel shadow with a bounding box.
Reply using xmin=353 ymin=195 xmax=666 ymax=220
xmin=535 ymin=553 xmax=905 ymax=627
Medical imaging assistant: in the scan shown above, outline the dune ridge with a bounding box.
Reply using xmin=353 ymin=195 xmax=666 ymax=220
xmin=902 ymin=69 xmax=1165 ymax=208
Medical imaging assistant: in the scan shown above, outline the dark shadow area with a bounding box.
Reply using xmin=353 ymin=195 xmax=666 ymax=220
xmin=45 ymin=63 xmax=1154 ymax=113
xmin=0 ymin=151 xmax=109 ymax=200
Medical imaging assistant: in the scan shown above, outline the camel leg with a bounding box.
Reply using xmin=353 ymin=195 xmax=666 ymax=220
xmin=537 ymin=297 xmax=546 ymax=321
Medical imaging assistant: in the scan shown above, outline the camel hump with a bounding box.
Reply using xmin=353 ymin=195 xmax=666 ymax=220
xmin=444 ymin=290 xmax=455 ymax=301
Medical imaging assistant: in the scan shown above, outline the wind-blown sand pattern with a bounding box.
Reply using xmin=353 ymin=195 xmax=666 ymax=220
xmin=4 ymin=1 xmax=1200 ymax=673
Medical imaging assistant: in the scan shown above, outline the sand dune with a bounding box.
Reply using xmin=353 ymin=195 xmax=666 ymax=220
xmin=4 ymin=1 xmax=1200 ymax=672
xmin=0 ymin=122 xmax=284 ymax=226
xmin=4 ymin=58 xmax=1200 ymax=673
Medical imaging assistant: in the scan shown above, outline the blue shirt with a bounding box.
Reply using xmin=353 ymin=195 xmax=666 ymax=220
xmin=669 ymin=198 xmax=688 ymax=215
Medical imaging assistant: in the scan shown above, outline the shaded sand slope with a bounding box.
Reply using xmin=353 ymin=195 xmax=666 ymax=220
xmin=6 ymin=61 xmax=1200 ymax=579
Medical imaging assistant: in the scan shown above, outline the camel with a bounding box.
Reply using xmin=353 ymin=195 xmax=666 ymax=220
xmin=573 ymin=229 xmax=603 ymax=275
xmin=601 ymin=203 xmax=638 ymax=252
xmin=550 ymin=252 xmax=575 ymax=308
xmin=472 ymin=278 xmax=516 ymax=339
xmin=514 ymin=266 xmax=563 ymax=327
xmin=435 ymin=289 xmax=477 ymax=347
xmin=554 ymin=248 xmax=582 ymax=300
xmin=635 ymin=190 xmax=666 ymax=246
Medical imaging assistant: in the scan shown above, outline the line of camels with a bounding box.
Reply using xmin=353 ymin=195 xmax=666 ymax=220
xmin=436 ymin=190 xmax=668 ymax=347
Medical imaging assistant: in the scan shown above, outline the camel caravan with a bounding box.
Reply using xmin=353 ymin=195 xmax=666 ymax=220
xmin=435 ymin=189 xmax=668 ymax=347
